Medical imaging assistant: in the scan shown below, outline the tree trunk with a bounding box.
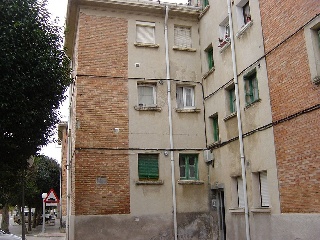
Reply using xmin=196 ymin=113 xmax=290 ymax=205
xmin=1 ymin=203 xmax=10 ymax=233
xmin=28 ymin=206 xmax=32 ymax=232
xmin=32 ymin=208 xmax=37 ymax=228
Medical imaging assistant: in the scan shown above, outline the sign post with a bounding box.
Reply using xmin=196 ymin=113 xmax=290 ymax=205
xmin=41 ymin=193 xmax=47 ymax=233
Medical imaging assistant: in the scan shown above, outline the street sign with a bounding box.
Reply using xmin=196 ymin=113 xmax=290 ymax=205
xmin=44 ymin=189 xmax=59 ymax=204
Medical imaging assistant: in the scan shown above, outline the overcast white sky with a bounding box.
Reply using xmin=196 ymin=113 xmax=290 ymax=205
xmin=40 ymin=0 xmax=188 ymax=163
xmin=39 ymin=0 xmax=68 ymax=164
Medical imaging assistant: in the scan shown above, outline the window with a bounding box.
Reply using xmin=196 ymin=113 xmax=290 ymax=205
xmin=235 ymin=0 xmax=252 ymax=34
xmin=138 ymin=154 xmax=159 ymax=180
xmin=259 ymin=171 xmax=270 ymax=207
xmin=179 ymin=154 xmax=198 ymax=180
xmin=176 ymin=86 xmax=195 ymax=109
xmin=237 ymin=177 xmax=245 ymax=208
xmin=174 ymin=26 xmax=192 ymax=48
xmin=229 ymin=87 xmax=236 ymax=113
xmin=138 ymin=84 xmax=156 ymax=107
xmin=206 ymin=47 xmax=214 ymax=70
xmin=243 ymin=2 xmax=251 ymax=25
xmin=304 ymin=18 xmax=320 ymax=84
xmin=244 ymin=69 xmax=259 ymax=105
xmin=219 ymin=17 xmax=231 ymax=48
xmin=225 ymin=24 xmax=230 ymax=38
xmin=136 ymin=21 xmax=155 ymax=44
xmin=203 ymin=0 xmax=209 ymax=8
xmin=212 ymin=115 xmax=219 ymax=142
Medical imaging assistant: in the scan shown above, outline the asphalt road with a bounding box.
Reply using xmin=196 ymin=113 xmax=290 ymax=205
xmin=0 ymin=214 xmax=65 ymax=240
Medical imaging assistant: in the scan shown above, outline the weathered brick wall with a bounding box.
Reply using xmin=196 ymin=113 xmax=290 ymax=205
xmin=74 ymin=150 xmax=130 ymax=215
xmin=260 ymin=0 xmax=320 ymax=212
xmin=60 ymin=125 xmax=68 ymax=217
xmin=73 ymin=12 xmax=129 ymax=215
xmin=259 ymin=0 xmax=320 ymax=53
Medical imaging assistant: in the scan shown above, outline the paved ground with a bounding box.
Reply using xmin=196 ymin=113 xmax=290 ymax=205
xmin=1 ymin=214 xmax=66 ymax=240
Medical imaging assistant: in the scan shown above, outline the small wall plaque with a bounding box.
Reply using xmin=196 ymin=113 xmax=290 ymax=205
xmin=96 ymin=177 xmax=107 ymax=185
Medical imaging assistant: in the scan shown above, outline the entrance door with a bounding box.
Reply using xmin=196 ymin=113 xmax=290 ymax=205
xmin=217 ymin=189 xmax=226 ymax=240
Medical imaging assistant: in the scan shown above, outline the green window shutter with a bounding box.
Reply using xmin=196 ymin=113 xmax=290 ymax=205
xmin=244 ymin=78 xmax=253 ymax=104
xmin=188 ymin=155 xmax=198 ymax=180
xmin=203 ymin=0 xmax=209 ymax=8
xmin=138 ymin=154 xmax=159 ymax=180
xmin=229 ymin=88 xmax=236 ymax=113
xmin=244 ymin=69 xmax=258 ymax=105
xmin=213 ymin=116 xmax=219 ymax=142
xmin=252 ymin=77 xmax=259 ymax=101
xmin=207 ymin=48 xmax=214 ymax=70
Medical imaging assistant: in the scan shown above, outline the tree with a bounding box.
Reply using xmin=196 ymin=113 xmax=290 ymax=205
xmin=0 ymin=0 xmax=72 ymax=169
xmin=25 ymin=155 xmax=61 ymax=229
xmin=0 ymin=155 xmax=61 ymax=232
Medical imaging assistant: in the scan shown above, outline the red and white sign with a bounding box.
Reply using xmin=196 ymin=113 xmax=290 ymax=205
xmin=44 ymin=189 xmax=59 ymax=205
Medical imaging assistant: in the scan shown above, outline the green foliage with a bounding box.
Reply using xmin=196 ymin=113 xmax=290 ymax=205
xmin=25 ymin=155 xmax=61 ymax=208
xmin=0 ymin=0 xmax=72 ymax=168
xmin=0 ymin=155 xmax=61 ymax=211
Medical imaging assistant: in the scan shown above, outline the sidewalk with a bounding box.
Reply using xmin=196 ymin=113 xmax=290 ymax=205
xmin=0 ymin=214 xmax=66 ymax=240
xmin=25 ymin=218 xmax=66 ymax=240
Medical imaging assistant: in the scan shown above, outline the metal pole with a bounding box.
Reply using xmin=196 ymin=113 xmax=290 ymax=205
xmin=41 ymin=193 xmax=47 ymax=233
xmin=21 ymin=170 xmax=25 ymax=240
xmin=227 ymin=0 xmax=250 ymax=239
xmin=42 ymin=199 xmax=45 ymax=233
xmin=164 ymin=5 xmax=178 ymax=240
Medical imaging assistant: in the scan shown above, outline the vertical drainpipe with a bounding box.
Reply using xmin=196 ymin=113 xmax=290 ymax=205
xmin=164 ymin=5 xmax=178 ymax=240
xmin=66 ymin=83 xmax=73 ymax=240
xmin=227 ymin=0 xmax=251 ymax=239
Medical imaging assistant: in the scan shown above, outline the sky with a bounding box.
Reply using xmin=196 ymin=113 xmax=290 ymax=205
xmin=38 ymin=0 xmax=69 ymax=163
xmin=40 ymin=0 xmax=188 ymax=163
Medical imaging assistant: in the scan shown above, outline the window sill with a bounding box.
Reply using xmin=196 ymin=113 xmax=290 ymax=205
xmin=178 ymin=180 xmax=204 ymax=185
xmin=251 ymin=208 xmax=271 ymax=213
xmin=244 ymin=98 xmax=261 ymax=110
xmin=175 ymin=108 xmax=201 ymax=113
xmin=173 ymin=46 xmax=197 ymax=52
xmin=135 ymin=180 xmax=164 ymax=185
xmin=223 ymin=112 xmax=237 ymax=121
xmin=219 ymin=41 xmax=231 ymax=53
xmin=236 ymin=20 xmax=253 ymax=38
xmin=134 ymin=42 xmax=159 ymax=48
xmin=229 ymin=208 xmax=245 ymax=214
xmin=203 ymin=67 xmax=215 ymax=80
xmin=199 ymin=5 xmax=210 ymax=19
xmin=134 ymin=105 xmax=162 ymax=112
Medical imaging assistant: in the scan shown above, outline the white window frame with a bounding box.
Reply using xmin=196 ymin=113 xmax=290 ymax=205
xmin=259 ymin=171 xmax=270 ymax=207
xmin=176 ymin=86 xmax=195 ymax=109
xmin=235 ymin=0 xmax=251 ymax=31
xmin=219 ymin=17 xmax=230 ymax=41
xmin=136 ymin=21 xmax=155 ymax=44
xmin=137 ymin=84 xmax=156 ymax=107
xmin=174 ymin=25 xmax=192 ymax=49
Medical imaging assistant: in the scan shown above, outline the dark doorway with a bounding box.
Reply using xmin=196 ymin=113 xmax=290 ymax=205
xmin=214 ymin=189 xmax=226 ymax=240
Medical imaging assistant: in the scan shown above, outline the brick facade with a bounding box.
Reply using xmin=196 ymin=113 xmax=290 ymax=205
xmin=60 ymin=124 xmax=68 ymax=217
xmin=260 ymin=0 xmax=320 ymax=213
xmin=73 ymin=12 xmax=129 ymax=215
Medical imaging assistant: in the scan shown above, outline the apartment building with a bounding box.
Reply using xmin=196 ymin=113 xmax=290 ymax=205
xmin=60 ymin=0 xmax=320 ymax=239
